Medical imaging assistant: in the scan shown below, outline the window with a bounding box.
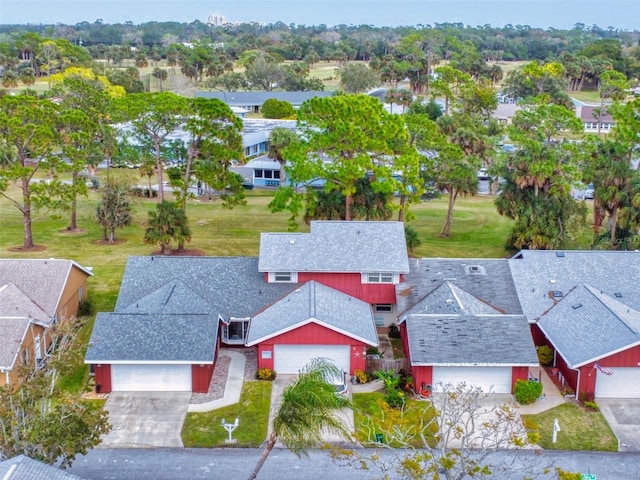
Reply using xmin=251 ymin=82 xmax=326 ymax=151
xmin=223 ymin=319 xmax=250 ymax=344
xmin=268 ymin=272 xmax=298 ymax=283
xmin=273 ymin=170 xmax=281 ymax=179
xmin=374 ymin=304 xmax=393 ymax=313
xmin=22 ymin=347 xmax=29 ymax=366
xmin=255 ymin=169 xmax=263 ymax=178
xmin=364 ymin=272 xmax=395 ymax=283
xmin=78 ymin=286 xmax=84 ymax=301
xmin=264 ymin=170 xmax=273 ymax=179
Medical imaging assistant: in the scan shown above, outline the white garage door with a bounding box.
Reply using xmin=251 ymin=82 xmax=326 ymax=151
xmin=274 ymin=345 xmax=350 ymax=374
xmin=432 ymin=366 xmax=512 ymax=394
xmin=111 ymin=364 xmax=192 ymax=392
xmin=595 ymin=367 xmax=640 ymax=398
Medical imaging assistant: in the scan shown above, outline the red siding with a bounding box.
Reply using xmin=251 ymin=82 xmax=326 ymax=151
xmin=511 ymin=366 xmax=529 ymax=393
xmin=296 ymin=272 xmax=397 ymax=304
xmin=94 ymin=364 xmax=112 ymax=394
xmin=554 ymin=352 xmax=579 ymax=395
xmin=191 ymin=363 xmax=215 ymax=393
xmin=530 ymin=323 xmax=547 ymax=346
xmin=256 ymin=322 xmax=369 ymax=374
xmin=412 ymin=366 xmax=433 ymax=394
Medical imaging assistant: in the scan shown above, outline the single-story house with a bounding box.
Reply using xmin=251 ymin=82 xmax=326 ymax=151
xmin=232 ymin=155 xmax=282 ymax=187
xmin=578 ymin=105 xmax=615 ymax=133
xmin=246 ymin=280 xmax=378 ymax=374
xmin=509 ymin=250 xmax=640 ymax=399
xmin=537 ymin=284 xmax=640 ymax=399
xmin=0 ymin=259 xmax=93 ymax=388
xmin=195 ymin=91 xmax=335 ymax=113
xmin=398 ymin=280 xmax=538 ymax=394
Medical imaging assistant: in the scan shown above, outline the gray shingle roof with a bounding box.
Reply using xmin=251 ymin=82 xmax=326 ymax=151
xmin=405 ymin=313 xmax=538 ymax=366
xmin=0 ymin=283 xmax=49 ymax=324
xmin=85 ymin=312 xmax=218 ymax=363
xmin=0 ymin=317 xmax=30 ymax=369
xmin=537 ymin=284 xmax=640 ymax=368
xmin=401 ymin=281 xmax=503 ymax=317
xmin=397 ymin=258 xmax=523 ymax=316
xmin=246 ymin=280 xmax=378 ymax=346
xmin=0 ymin=259 xmax=92 ymax=322
xmin=195 ymin=91 xmax=334 ymax=106
xmin=0 ymin=455 xmax=84 ymax=479
xmin=508 ymin=250 xmax=640 ymax=321
xmin=115 ymin=256 xmax=299 ymax=319
xmin=259 ymin=221 xmax=410 ymax=273
xmin=118 ymin=281 xmax=213 ymax=315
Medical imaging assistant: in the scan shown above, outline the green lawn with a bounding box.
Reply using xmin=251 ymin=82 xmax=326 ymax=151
xmin=522 ymin=403 xmax=618 ymax=451
xmin=182 ymin=381 xmax=272 ymax=447
xmin=569 ymin=90 xmax=601 ymax=104
xmin=352 ymin=392 xmax=437 ymax=447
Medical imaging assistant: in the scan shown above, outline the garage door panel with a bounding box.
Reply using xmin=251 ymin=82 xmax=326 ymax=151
xmin=274 ymin=345 xmax=350 ymax=374
xmin=595 ymin=367 xmax=640 ymax=398
xmin=111 ymin=364 xmax=191 ymax=392
xmin=432 ymin=366 xmax=512 ymax=394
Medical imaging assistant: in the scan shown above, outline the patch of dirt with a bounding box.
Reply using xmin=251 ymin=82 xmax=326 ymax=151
xmin=7 ymin=245 xmax=47 ymax=252
xmin=150 ymin=249 xmax=206 ymax=257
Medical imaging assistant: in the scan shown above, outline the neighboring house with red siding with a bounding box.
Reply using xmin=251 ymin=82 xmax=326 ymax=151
xmin=259 ymin=221 xmax=410 ymax=326
xmin=86 ymin=221 xmax=397 ymax=393
xmin=0 ymin=259 xmax=93 ymax=389
xmin=246 ymin=280 xmax=378 ymax=374
xmin=509 ymin=250 xmax=640 ymax=400
xmin=397 ymin=274 xmax=538 ymax=394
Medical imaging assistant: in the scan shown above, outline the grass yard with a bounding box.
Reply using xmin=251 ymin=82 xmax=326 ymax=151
xmin=522 ymin=403 xmax=618 ymax=451
xmin=352 ymin=392 xmax=437 ymax=447
xmin=182 ymin=381 xmax=272 ymax=447
xmin=569 ymin=90 xmax=601 ymax=104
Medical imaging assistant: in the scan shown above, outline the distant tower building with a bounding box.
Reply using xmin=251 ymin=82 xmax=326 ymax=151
xmin=207 ymin=13 xmax=226 ymax=26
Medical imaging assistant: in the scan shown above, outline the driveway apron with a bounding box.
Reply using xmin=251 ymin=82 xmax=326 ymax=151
xmin=598 ymin=399 xmax=640 ymax=452
xmin=100 ymin=392 xmax=191 ymax=448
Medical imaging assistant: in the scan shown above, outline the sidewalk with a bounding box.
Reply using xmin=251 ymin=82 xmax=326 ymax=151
xmin=517 ymin=367 xmax=566 ymax=415
xmin=188 ymin=349 xmax=246 ymax=413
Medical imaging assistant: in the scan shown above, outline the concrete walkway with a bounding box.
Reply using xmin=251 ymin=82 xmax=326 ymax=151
xmin=188 ymin=349 xmax=246 ymax=413
xmin=517 ymin=367 xmax=566 ymax=415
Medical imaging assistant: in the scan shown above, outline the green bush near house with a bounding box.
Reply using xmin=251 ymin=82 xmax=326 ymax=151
xmin=537 ymin=345 xmax=554 ymax=366
xmin=514 ymin=379 xmax=543 ymax=405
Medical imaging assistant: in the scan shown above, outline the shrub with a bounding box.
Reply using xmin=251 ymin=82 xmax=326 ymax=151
xmin=536 ymin=345 xmax=554 ymax=366
xmin=367 ymin=346 xmax=382 ymax=358
xmin=261 ymin=98 xmax=295 ymax=119
xmin=77 ymin=298 xmax=94 ymax=317
xmin=514 ymin=379 xmax=543 ymax=405
xmin=353 ymin=369 xmax=368 ymax=384
xmin=584 ymin=400 xmax=599 ymax=412
xmin=388 ymin=323 xmax=400 ymax=339
xmin=256 ymin=368 xmax=276 ymax=381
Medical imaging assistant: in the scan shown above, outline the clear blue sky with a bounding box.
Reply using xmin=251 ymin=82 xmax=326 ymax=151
xmin=1 ymin=0 xmax=638 ymax=30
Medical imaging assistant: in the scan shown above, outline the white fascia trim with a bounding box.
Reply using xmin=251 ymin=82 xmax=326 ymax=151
xmin=84 ymin=360 xmax=213 ymax=365
xmin=412 ymin=362 xmax=539 ymax=367
xmin=572 ymin=340 xmax=640 ymax=369
xmin=246 ymin=317 xmax=377 ymax=347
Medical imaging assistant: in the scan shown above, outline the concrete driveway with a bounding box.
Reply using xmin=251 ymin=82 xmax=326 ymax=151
xmin=100 ymin=392 xmax=191 ymax=448
xmin=598 ymin=399 xmax=640 ymax=451
xmin=269 ymin=375 xmax=356 ymax=447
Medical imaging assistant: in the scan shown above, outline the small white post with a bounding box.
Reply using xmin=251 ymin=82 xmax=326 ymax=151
xmin=221 ymin=417 xmax=239 ymax=444
xmin=552 ymin=417 xmax=561 ymax=443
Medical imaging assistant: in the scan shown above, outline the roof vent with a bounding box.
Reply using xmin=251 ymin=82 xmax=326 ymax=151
xmin=289 ymin=240 xmax=295 ymax=244
xmin=572 ymin=303 xmax=582 ymax=309
xmin=550 ymin=279 xmax=556 ymax=284
xmin=552 ymin=291 xmax=563 ymax=298
xmin=465 ymin=265 xmax=486 ymax=275
xmin=615 ymin=292 xmax=623 ymax=298
xmin=556 ymin=251 xmax=565 ymax=257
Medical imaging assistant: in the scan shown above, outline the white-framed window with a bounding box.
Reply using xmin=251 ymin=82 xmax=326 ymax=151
xmin=268 ymin=272 xmax=298 ymax=283
xmin=78 ymin=286 xmax=84 ymax=301
xmin=373 ymin=304 xmax=393 ymax=313
xmin=363 ymin=272 xmax=395 ymax=284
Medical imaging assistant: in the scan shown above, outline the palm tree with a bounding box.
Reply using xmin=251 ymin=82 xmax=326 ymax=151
xmin=247 ymin=359 xmax=352 ymax=480
xmin=268 ymin=127 xmax=297 ymax=187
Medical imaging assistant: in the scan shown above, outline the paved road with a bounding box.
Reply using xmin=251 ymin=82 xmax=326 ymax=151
xmin=68 ymin=448 xmax=640 ymax=480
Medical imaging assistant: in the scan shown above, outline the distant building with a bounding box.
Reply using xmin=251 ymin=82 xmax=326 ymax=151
xmin=207 ymin=13 xmax=226 ymax=26
xmin=578 ymin=106 xmax=615 ymax=133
